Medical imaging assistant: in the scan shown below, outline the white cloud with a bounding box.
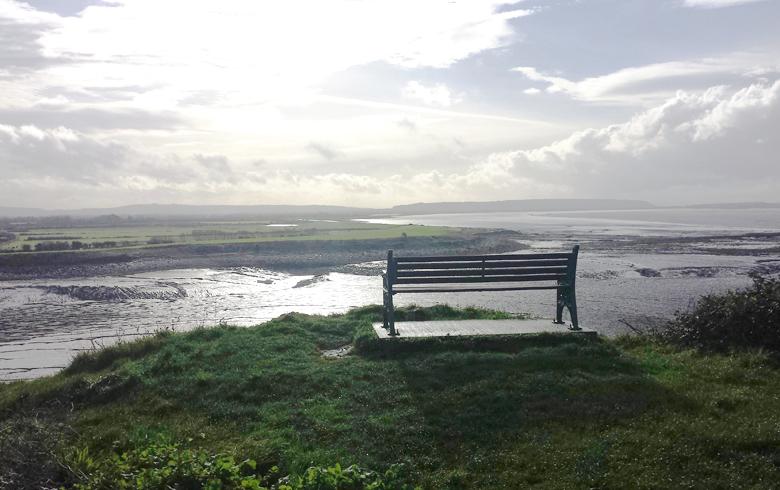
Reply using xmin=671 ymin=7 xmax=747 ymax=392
xmin=402 ymin=81 xmax=461 ymax=107
xmin=7 ymin=0 xmax=530 ymax=110
xmin=683 ymin=0 xmax=767 ymax=8
xmin=513 ymin=57 xmax=779 ymax=104
xmin=489 ymin=80 xmax=780 ymax=203
xmin=3 ymin=81 xmax=778 ymax=207
xmin=0 ymin=118 xmax=558 ymax=207
xmin=2 ymin=0 xmax=779 ymax=208
xmin=0 ymin=0 xmax=536 ymax=163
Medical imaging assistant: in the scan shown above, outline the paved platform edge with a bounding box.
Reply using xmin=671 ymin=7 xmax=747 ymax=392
xmin=372 ymin=319 xmax=597 ymax=339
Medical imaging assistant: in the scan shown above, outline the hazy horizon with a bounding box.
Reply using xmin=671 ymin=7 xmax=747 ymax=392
xmin=3 ymin=198 xmax=780 ymax=219
xmin=2 ymin=0 xmax=779 ymax=208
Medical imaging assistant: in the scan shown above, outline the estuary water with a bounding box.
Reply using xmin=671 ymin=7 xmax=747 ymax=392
xmin=1 ymin=207 xmax=779 ymax=380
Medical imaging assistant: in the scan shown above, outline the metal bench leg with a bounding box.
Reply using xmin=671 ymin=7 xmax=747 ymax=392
xmin=566 ymin=289 xmax=580 ymax=331
xmin=382 ymin=274 xmax=398 ymax=336
xmin=554 ymin=288 xmax=565 ymax=324
xmin=387 ymin=293 xmax=397 ymax=336
xmin=382 ymin=291 xmax=389 ymax=329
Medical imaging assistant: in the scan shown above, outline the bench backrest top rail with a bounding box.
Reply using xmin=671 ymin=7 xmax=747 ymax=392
xmin=393 ymin=252 xmax=571 ymax=262
xmin=395 ymin=259 xmax=569 ymax=270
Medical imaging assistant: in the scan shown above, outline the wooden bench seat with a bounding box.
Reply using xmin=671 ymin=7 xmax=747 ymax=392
xmin=381 ymin=246 xmax=580 ymax=336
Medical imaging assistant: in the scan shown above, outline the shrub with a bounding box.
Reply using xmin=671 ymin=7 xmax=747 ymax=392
xmin=63 ymin=439 xmax=417 ymax=489
xmin=279 ymin=463 xmax=417 ymax=490
xmin=64 ymin=441 xmax=265 ymax=489
xmin=660 ymin=273 xmax=780 ymax=352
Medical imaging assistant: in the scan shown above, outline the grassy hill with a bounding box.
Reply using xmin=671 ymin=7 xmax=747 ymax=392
xmin=1 ymin=305 xmax=779 ymax=488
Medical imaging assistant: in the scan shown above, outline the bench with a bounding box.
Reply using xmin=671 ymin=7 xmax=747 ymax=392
xmin=381 ymin=245 xmax=580 ymax=336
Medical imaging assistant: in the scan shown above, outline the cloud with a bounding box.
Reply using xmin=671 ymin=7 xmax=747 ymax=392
xmin=513 ymin=57 xmax=779 ymax=104
xmin=3 ymin=81 xmax=778 ymax=208
xmin=0 ymin=105 xmax=182 ymax=130
xmin=306 ymin=142 xmax=342 ymax=160
xmin=396 ymin=118 xmax=417 ymax=132
xmin=193 ymin=153 xmax=235 ymax=182
xmin=0 ymin=123 xmax=228 ymax=189
xmin=523 ymin=87 xmax=541 ymax=95
xmin=0 ymin=123 xmax=129 ymax=183
xmin=682 ymin=0 xmax=767 ymax=8
xmin=0 ymin=1 xmax=63 ymax=74
xmin=402 ymin=81 xmax=462 ymax=107
xmin=0 ymin=118 xmax=553 ymax=207
xmin=20 ymin=0 xmax=531 ymax=96
xmin=489 ymin=80 xmax=780 ymax=202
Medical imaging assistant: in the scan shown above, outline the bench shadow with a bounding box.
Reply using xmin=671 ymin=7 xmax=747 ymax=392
xmin=380 ymin=335 xmax=687 ymax=448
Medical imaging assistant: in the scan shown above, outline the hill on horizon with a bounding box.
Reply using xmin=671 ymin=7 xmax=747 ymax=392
xmin=2 ymin=199 xmax=779 ymax=219
xmin=389 ymin=198 xmax=656 ymax=215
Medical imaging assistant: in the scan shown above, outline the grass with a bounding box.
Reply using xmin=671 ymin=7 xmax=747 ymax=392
xmin=2 ymin=305 xmax=780 ymax=488
xmin=0 ymin=220 xmax=452 ymax=253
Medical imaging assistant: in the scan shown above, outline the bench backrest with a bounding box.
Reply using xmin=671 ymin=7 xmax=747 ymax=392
xmin=387 ymin=245 xmax=579 ymax=288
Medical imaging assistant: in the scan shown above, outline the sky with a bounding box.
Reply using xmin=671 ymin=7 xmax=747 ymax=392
xmin=0 ymin=0 xmax=778 ymax=209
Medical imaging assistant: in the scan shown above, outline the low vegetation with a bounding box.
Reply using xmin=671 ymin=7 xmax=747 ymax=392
xmin=1 ymin=296 xmax=780 ymax=488
xmin=0 ymin=219 xmax=451 ymax=253
xmin=659 ymin=273 xmax=780 ymax=352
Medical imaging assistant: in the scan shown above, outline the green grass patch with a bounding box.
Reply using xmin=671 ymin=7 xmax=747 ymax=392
xmin=2 ymin=306 xmax=779 ymax=488
xmin=0 ymin=219 xmax=452 ymax=253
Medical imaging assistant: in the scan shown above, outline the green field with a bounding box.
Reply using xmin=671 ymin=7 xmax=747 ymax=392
xmin=2 ymin=305 xmax=779 ymax=488
xmin=0 ymin=219 xmax=453 ymax=253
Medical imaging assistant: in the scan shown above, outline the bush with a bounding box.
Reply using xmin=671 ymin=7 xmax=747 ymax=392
xmin=660 ymin=273 xmax=780 ymax=352
xmin=63 ymin=439 xmax=417 ymax=489
xmin=279 ymin=464 xmax=417 ymax=490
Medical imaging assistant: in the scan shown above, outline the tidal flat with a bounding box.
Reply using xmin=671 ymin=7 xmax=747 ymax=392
xmin=2 ymin=209 xmax=779 ymax=380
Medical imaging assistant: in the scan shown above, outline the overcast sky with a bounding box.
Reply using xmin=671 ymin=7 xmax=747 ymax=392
xmin=1 ymin=0 xmax=778 ymax=208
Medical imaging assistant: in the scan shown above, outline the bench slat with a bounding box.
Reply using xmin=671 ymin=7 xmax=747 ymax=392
xmin=396 ymin=266 xmax=568 ymax=278
xmin=395 ymin=259 xmax=569 ymax=270
xmin=392 ymin=285 xmax=561 ymax=293
xmin=394 ymin=252 xmax=572 ymax=262
xmin=394 ymin=274 xmax=566 ymax=285
xmin=382 ymin=245 xmax=581 ymax=336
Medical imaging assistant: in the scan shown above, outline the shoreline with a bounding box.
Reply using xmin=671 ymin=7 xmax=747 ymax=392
xmin=0 ymin=230 xmax=526 ymax=281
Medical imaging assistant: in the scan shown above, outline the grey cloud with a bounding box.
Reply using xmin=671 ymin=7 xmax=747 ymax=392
xmin=0 ymin=17 xmax=60 ymax=75
xmin=177 ymin=90 xmax=223 ymax=107
xmin=306 ymin=142 xmax=342 ymax=160
xmin=0 ymin=125 xmax=237 ymax=191
xmin=0 ymin=106 xmax=184 ymax=131
xmin=39 ymin=85 xmax=158 ymax=104
xmin=193 ymin=153 xmax=233 ymax=176
xmin=396 ymin=118 xmax=417 ymax=132
xmin=0 ymin=125 xmax=128 ymax=184
xmin=24 ymin=0 xmax=100 ymax=17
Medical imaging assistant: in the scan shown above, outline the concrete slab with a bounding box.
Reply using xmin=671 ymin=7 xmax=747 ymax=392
xmin=372 ymin=319 xmax=596 ymax=339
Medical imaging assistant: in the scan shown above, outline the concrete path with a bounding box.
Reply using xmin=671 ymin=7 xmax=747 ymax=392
xmin=372 ymin=319 xmax=597 ymax=339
